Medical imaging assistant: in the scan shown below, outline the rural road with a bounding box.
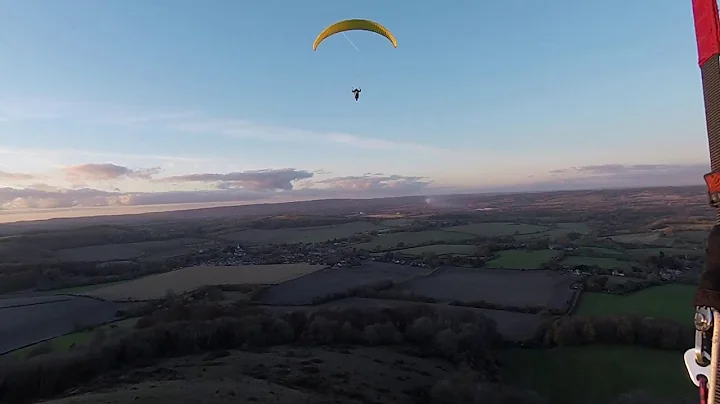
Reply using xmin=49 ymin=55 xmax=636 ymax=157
xmin=0 ymin=294 xmax=119 ymax=355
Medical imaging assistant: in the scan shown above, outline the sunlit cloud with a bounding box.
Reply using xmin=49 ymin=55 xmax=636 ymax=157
xmin=63 ymin=163 xmax=161 ymax=186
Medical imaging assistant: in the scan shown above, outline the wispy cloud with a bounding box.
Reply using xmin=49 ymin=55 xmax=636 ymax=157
xmin=0 ymin=98 xmax=199 ymax=127
xmin=539 ymin=163 xmax=708 ymax=189
xmin=0 ymin=170 xmax=36 ymax=182
xmin=164 ymin=118 xmax=445 ymax=152
xmin=100 ymin=111 xmax=201 ymax=126
xmin=0 ymin=145 xmax=210 ymax=165
xmin=549 ymin=164 xmax=706 ymax=177
xmin=0 ymin=98 xmax=73 ymax=123
xmin=0 ymin=98 xmax=710 ymax=198
xmin=0 ymin=98 xmax=453 ymax=153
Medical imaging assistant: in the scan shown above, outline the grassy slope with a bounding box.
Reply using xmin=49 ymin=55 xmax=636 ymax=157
xmin=575 ymin=284 xmax=695 ymax=325
xmin=499 ymin=345 xmax=694 ymax=404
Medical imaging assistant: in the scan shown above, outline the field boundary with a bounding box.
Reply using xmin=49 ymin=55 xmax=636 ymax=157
xmin=254 ymin=263 xmax=437 ymax=307
xmin=59 ymin=294 xmax=110 ymax=303
xmin=0 ymin=297 xmax=72 ymax=311
xmin=83 ymin=263 xmax=324 ymax=302
xmin=250 ymin=265 xmax=334 ymax=304
xmin=589 ymin=281 xmax=698 ymax=297
xmin=564 ymin=289 xmax=583 ymax=315
xmin=0 ymin=335 xmax=59 ymax=357
xmin=391 ymin=266 xmax=441 ymax=288
xmin=0 ymin=315 xmax=135 ymax=357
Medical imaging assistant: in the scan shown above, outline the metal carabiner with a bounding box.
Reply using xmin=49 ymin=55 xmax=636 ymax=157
xmin=686 ymin=307 xmax=713 ymax=385
xmin=685 ymin=307 xmax=715 ymax=404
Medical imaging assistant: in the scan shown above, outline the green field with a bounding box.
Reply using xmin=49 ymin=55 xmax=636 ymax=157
xmin=393 ymin=244 xmax=478 ymax=256
xmin=442 ymin=222 xmax=548 ymax=237
xmin=499 ymin=346 xmax=694 ymax=404
xmin=354 ymin=230 xmax=475 ymax=251
xmin=9 ymin=317 xmax=139 ymax=358
xmin=575 ymin=284 xmax=695 ymax=324
xmin=485 ymin=249 xmax=560 ymax=269
xmin=563 ymin=256 xmax=634 ymax=269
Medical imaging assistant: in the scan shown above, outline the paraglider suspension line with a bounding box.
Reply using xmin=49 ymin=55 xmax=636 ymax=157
xmin=341 ymin=32 xmax=360 ymax=52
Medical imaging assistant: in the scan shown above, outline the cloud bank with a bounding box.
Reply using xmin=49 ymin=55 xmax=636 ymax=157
xmin=0 ymin=162 xmax=708 ymax=214
xmin=161 ymin=168 xmax=314 ymax=191
xmin=0 ymin=165 xmax=433 ymax=211
xmin=469 ymin=163 xmax=708 ymax=193
xmin=545 ymin=163 xmax=707 ymax=188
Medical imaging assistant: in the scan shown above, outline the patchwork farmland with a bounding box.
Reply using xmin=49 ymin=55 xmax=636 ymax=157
xmin=0 ymin=295 xmax=119 ymax=355
xmin=256 ymin=262 xmax=428 ymax=306
xmin=396 ymin=267 xmax=576 ymax=311
xmin=0 ymin=187 xmax=709 ymax=404
xmin=85 ymin=263 xmax=323 ymax=301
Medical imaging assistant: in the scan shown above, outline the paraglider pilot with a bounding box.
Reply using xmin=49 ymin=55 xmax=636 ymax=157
xmin=352 ymin=88 xmax=361 ymax=101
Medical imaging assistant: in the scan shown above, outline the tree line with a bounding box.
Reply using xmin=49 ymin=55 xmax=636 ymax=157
xmin=529 ymin=314 xmax=692 ymax=351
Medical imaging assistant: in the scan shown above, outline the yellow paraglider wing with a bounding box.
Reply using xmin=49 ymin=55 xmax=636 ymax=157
xmin=313 ymin=19 xmax=397 ymax=51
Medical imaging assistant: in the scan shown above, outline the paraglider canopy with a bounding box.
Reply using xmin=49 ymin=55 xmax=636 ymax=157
xmin=313 ymin=19 xmax=398 ymax=51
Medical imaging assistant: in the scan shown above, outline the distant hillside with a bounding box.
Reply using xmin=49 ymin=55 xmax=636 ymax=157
xmin=0 ymin=185 xmax=707 ymax=236
xmin=0 ymin=195 xmax=429 ymax=235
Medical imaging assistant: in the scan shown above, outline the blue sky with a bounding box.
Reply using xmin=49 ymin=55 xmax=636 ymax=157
xmin=0 ymin=0 xmax=712 ymax=219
